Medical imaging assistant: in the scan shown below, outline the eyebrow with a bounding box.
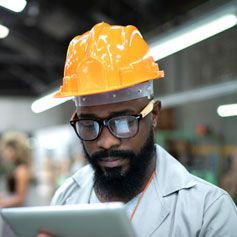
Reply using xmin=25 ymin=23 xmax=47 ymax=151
xmin=78 ymin=109 xmax=136 ymax=119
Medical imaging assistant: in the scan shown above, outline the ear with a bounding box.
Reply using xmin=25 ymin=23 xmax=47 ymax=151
xmin=151 ymin=100 xmax=161 ymax=128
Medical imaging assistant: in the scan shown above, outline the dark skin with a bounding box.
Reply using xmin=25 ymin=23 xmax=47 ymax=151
xmin=38 ymin=97 xmax=161 ymax=237
xmin=79 ymin=98 xmax=160 ymax=202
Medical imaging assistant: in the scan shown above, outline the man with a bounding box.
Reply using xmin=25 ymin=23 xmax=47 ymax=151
xmin=39 ymin=22 xmax=237 ymax=237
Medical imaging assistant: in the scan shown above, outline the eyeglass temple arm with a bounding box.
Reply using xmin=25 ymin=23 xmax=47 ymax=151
xmin=140 ymin=99 xmax=155 ymax=118
xmin=70 ymin=111 xmax=78 ymax=121
xmin=70 ymin=100 xmax=156 ymax=121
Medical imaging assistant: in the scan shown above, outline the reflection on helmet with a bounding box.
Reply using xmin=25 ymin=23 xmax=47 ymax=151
xmin=55 ymin=22 xmax=164 ymax=98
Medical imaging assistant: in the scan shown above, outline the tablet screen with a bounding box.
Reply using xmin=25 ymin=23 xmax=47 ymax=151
xmin=1 ymin=202 xmax=136 ymax=237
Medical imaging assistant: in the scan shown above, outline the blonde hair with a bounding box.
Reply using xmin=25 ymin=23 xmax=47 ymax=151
xmin=1 ymin=131 xmax=32 ymax=166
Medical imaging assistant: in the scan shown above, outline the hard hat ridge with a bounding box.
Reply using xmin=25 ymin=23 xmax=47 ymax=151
xmin=55 ymin=22 xmax=164 ymax=101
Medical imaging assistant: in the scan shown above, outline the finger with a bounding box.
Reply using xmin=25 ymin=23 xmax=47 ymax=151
xmin=38 ymin=231 xmax=55 ymax=237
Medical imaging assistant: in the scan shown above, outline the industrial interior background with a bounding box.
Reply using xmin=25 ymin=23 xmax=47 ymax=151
xmin=0 ymin=1 xmax=236 ymax=235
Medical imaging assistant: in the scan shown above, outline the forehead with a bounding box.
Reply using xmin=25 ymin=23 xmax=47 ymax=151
xmin=76 ymin=98 xmax=148 ymax=118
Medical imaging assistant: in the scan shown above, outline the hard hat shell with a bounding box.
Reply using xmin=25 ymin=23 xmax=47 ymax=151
xmin=55 ymin=22 xmax=164 ymax=98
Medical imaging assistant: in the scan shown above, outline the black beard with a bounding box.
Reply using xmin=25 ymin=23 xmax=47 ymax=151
xmin=82 ymin=129 xmax=156 ymax=201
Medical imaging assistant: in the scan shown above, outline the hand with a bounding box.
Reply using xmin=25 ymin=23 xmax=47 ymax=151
xmin=38 ymin=231 xmax=56 ymax=237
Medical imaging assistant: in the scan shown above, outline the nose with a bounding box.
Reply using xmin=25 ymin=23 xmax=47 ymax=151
xmin=96 ymin=126 xmax=121 ymax=150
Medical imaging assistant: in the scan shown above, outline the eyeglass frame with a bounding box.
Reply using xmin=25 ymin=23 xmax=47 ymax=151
xmin=70 ymin=99 xmax=157 ymax=141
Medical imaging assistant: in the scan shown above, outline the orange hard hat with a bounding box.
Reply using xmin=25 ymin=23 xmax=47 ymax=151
xmin=55 ymin=22 xmax=164 ymax=98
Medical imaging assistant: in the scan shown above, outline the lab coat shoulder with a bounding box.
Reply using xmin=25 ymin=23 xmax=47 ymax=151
xmin=191 ymin=176 xmax=237 ymax=237
xmin=155 ymin=144 xmax=230 ymax=199
xmin=148 ymin=145 xmax=237 ymax=237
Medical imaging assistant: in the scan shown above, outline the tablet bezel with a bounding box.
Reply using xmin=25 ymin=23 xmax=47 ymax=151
xmin=1 ymin=202 xmax=136 ymax=237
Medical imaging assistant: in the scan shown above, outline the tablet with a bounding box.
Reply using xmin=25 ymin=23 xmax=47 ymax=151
xmin=1 ymin=202 xmax=136 ymax=237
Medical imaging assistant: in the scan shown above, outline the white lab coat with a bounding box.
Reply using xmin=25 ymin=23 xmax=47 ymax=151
xmin=51 ymin=145 xmax=237 ymax=237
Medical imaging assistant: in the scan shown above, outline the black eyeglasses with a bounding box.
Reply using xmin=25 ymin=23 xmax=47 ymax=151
xmin=70 ymin=100 xmax=155 ymax=141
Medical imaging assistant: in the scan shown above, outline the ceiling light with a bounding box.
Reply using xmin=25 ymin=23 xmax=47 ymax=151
xmin=158 ymin=80 xmax=237 ymax=108
xmin=0 ymin=24 xmax=9 ymax=38
xmin=0 ymin=0 xmax=27 ymax=13
xmin=150 ymin=5 xmax=237 ymax=60
xmin=31 ymin=90 xmax=73 ymax=113
xmin=217 ymin=104 xmax=237 ymax=117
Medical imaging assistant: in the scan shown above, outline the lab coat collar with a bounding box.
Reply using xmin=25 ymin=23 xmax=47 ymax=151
xmin=131 ymin=145 xmax=197 ymax=237
xmin=72 ymin=145 xmax=196 ymax=196
xmin=67 ymin=165 xmax=94 ymax=204
xmin=70 ymin=144 xmax=197 ymax=236
xmin=155 ymin=144 xmax=196 ymax=197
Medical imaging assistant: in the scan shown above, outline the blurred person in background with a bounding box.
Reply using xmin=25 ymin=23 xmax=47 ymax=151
xmin=0 ymin=131 xmax=32 ymax=237
xmin=39 ymin=22 xmax=237 ymax=237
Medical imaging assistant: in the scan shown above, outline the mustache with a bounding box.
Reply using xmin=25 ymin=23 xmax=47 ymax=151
xmin=91 ymin=149 xmax=135 ymax=161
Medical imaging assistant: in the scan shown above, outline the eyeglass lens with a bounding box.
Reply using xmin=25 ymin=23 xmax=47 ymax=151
xmin=108 ymin=116 xmax=138 ymax=138
xmin=75 ymin=120 xmax=100 ymax=140
xmin=75 ymin=115 xmax=139 ymax=140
